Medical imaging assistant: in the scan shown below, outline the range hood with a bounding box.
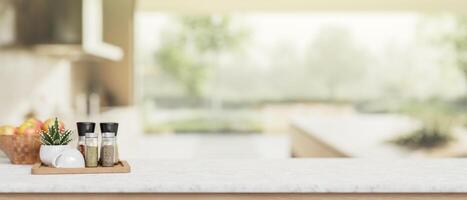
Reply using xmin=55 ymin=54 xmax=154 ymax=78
xmin=11 ymin=0 xmax=123 ymax=61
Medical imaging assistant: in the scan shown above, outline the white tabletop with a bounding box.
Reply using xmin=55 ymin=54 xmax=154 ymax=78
xmin=1 ymin=158 xmax=467 ymax=193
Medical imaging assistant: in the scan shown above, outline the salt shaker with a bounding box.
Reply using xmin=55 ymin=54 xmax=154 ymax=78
xmin=76 ymin=122 xmax=95 ymax=157
xmin=85 ymin=131 xmax=99 ymax=167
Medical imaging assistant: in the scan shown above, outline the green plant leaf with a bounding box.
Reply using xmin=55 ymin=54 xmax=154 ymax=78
xmin=40 ymin=134 xmax=51 ymax=145
xmin=41 ymin=131 xmax=55 ymax=145
xmin=40 ymin=118 xmax=73 ymax=145
xmin=59 ymin=130 xmax=72 ymax=145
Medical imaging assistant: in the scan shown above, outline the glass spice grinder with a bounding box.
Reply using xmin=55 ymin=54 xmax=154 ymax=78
xmin=85 ymin=130 xmax=99 ymax=167
xmin=76 ymin=122 xmax=95 ymax=157
xmin=100 ymin=122 xmax=119 ymax=165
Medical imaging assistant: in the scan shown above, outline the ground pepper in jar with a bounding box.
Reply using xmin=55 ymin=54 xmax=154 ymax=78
xmin=102 ymin=145 xmax=115 ymax=167
xmin=100 ymin=122 xmax=119 ymax=166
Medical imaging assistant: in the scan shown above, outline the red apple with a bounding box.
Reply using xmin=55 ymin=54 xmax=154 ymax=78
xmin=42 ymin=118 xmax=65 ymax=133
xmin=25 ymin=118 xmax=43 ymax=130
xmin=0 ymin=125 xmax=17 ymax=136
xmin=22 ymin=127 xmax=40 ymax=136
xmin=17 ymin=121 xmax=41 ymax=135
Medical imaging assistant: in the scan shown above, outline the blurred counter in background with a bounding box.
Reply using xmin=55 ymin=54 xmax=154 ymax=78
xmin=291 ymin=114 xmax=467 ymax=158
xmin=77 ymin=107 xmax=290 ymax=159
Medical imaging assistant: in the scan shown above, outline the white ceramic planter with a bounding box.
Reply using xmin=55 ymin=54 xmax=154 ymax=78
xmin=39 ymin=145 xmax=70 ymax=166
xmin=53 ymin=149 xmax=85 ymax=168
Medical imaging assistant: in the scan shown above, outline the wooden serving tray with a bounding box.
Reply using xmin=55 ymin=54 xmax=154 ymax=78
xmin=31 ymin=161 xmax=131 ymax=175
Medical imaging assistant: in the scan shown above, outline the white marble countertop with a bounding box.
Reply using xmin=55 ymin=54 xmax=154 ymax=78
xmin=1 ymin=158 xmax=467 ymax=193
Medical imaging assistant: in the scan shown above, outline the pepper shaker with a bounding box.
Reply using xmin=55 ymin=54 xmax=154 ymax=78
xmin=101 ymin=131 xmax=115 ymax=167
xmin=100 ymin=122 xmax=119 ymax=165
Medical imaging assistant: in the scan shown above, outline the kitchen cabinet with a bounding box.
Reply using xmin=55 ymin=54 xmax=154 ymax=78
xmin=10 ymin=0 xmax=122 ymax=61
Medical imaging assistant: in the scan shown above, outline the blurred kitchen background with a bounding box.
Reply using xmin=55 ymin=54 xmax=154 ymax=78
xmin=2 ymin=0 xmax=467 ymax=159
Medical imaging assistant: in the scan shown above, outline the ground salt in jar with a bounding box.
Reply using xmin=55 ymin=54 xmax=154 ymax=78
xmin=85 ymin=132 xmax=99 ymax=167
xmin=76 ymin=122 xmax=95 ymax=157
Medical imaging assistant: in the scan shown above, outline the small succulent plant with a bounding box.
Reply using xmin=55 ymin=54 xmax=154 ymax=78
xmin=40 ymin=118 xmax=72 ymax=145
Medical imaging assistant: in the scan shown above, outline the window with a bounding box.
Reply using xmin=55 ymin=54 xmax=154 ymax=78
xmin=134 ymin=0 xmax=467 ymax=157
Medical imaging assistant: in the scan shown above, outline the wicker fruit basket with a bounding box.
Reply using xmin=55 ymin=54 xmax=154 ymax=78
xmin=0 ymin=135 xmax=41 ymax=164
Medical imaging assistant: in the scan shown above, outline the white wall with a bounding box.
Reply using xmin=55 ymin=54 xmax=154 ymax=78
xmin=0 ymin=50 xmax=72 ymax=125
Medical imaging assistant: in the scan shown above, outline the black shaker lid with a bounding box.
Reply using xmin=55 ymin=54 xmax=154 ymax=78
xmin=100 ymin=122 xmax=119 ymax=135
xmin=77 ymin=122 xmax=96 ymax=136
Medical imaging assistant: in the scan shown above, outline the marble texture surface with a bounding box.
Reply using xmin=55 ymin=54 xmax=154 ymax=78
xmin=1 ymin=159 xmax=467 ymax=193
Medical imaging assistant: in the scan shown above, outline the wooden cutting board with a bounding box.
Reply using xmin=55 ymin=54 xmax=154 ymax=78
xmin=31 ymin=160 xmax=131 ymax=175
